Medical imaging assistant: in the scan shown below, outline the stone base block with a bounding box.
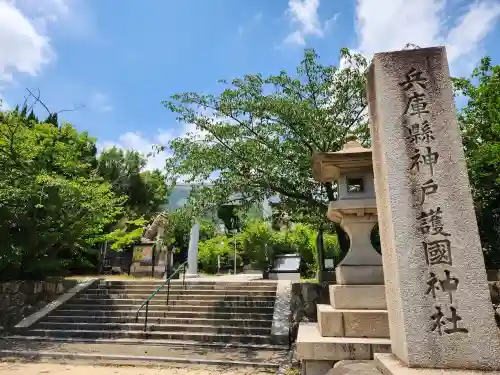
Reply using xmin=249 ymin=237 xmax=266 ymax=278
xmin=336 ymin=266 xmax=384 ymax=285
xmin=375 ymin=354 xmax=500 ymax=375
xmin=330 ymin=285 xmax=387 ymax=310
xmin=317 ymin=305 xmax=389 ymax=338
xmin=317 ymin=304 xmax=343 ymax=337
xmin=296 ymin=323 xmax=391 ymax=361
xmin=342 ymin=309 xmax=389 ymax=338
xmin=326 ymin=360 xmax=381 ymax=375
xmin=302 ymin=360 xmax=335 ymax=375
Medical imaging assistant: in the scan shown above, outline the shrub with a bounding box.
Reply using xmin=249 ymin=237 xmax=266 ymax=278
xmin=198 ymin=235 xmax=242 ymax=274
xmin=197 ymin=219 xmax=341 ymax=276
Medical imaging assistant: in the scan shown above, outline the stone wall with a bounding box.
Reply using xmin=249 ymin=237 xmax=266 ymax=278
xmin=491 ymin=282 xmax=500 ymax=304
xmin=491 ymin=281 xmax=500 ymax=328
xmin=0 ymin=279 xmax=78 ymax=333
xmin=290 ymin=282 xmax=330 ymax=342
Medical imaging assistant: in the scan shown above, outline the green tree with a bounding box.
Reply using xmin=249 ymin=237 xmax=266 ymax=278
xmin=162 ymin=207 xmax=217 ymax=254
xmin=163 ymin=49 xmax=368 ymax=250
xmin=453 ymin=57 xmax=500 ymax=266
xmin=198 ymin=218 xmax=341 ymax=276
xmin=105 ymin=217 xmax=148 ymax=250
xmin=0 ymin=110 xmax=124 ymax=280
xmin=97 ymin=147 xmax=168 ymax=217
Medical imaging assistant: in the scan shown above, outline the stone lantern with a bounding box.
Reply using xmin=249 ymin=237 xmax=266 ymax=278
xmin=312 ymin=135 xmax=382 ymax=284
xmin=296 ymin=135 xmax=390 ymax=375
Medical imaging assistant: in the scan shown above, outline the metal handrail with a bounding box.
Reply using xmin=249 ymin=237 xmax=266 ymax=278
xmin=134 ymin=260 xmax=188 ymax=331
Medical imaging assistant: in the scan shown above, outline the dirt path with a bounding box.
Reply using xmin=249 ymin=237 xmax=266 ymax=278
xmin=0 ymin=361 xmax=274 ymax=375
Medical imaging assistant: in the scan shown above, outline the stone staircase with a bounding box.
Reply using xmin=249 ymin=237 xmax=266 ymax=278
xmin=3 ymin=279 xmax=289 ymax=369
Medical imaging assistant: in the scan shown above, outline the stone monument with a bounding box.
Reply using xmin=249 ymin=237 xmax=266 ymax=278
xmin=367 ymin=46 xmax=500 ymax=373
xmin=130 ymin=213 xmax=168 ymax=277
xmin=296 ymin=136 xmax=390 ymax=375
xmin=186 ymin=223 xmax=200 ymax=278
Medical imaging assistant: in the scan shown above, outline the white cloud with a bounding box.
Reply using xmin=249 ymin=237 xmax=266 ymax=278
xmin=0 ymin=1 xmax=53 ymax=82
xmin=283 ymin=0 xmax=336 ymax=46
xmin=324 ymin=13 xmax=340 ymax=33
xmin=355 ymin=0 xmax=500 ymax=70
xmin=237 ymin=12 xmax=263 ymax=36
xmin=89 ymin=92 xmax=113 ymax=112
xmin=98 ymin=130 xmax=172 ymax=171
xmin=446 ymin=1 xmax=500 ymax=63
xmin=12 ymin=0 xmax=70 ymax=28
xmin=283 ymin=30 xmax=305 ymax=46
xmin=0 ymin=0 xmax=91 ymax=84
xmin=98 ymin=108 xmax=215 ymax=172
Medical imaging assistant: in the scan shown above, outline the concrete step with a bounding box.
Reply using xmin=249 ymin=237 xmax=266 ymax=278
xmin=36 ymin=321 xmax=271 ymax=335
xmin=25 ymin=329 xmax=273 ymax=344
xmin=0 ymin=339 xmax=286 ymax=369
xmin=5 ymin=335 xmax=288 ymax=350
xmin=296 ymin=322 xmax=391 ymax=361
xmin=317 ymin=304 xmax=389 ymax=338
xmin=79 ymin=293 xmax=277 ymax=301
xmin=96 ymin=281 xmax=277 ymax=289
xmin=92 ymin=284 xmax=276 ymax=292
xmin=58 ymin=304 xmax=274 ymax=313
xmin=66 ymin=298 xmax=275 ymax=308
xmin=43 ymin=315 xmax=273 ymax=327
xmin=83 ymin=290 xmax=278 ymax=298
xmin=51 ymin=309 xmax=274 ymax=320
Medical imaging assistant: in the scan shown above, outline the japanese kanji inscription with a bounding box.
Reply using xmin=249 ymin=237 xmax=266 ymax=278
xmin=400 ymin=65 xmax=468 ymax=335
xmin=368 ymin=46 xmax=500 ymax=369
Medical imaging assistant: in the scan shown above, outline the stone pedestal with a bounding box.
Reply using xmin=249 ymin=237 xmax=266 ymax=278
xmin=301 ymin=137 xmax=392 ymax=375
xmin=367 ymin=46 xmax=500 ymax=374
xmin=297 ymin=213 xmax=391 ymax=375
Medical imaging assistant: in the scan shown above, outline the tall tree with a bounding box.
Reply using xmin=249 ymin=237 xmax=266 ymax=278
xmin=97 ymin=147 xmax=168 ymax=217
xmin=0 ymin=110 xmax=124 ymax=280
xmin=453 ymin=57 xmax=500 ymax=267
xmin=163 ymin=49 xmax=368 ymax=248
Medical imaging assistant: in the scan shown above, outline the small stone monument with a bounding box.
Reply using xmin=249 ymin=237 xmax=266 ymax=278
xmin=296 ymin=137 xmax=390 ymax=375
xmin=367 ymin=46 xmax=500 ymax=373
xmin=268 ymin=253 xmax=301 ymax=280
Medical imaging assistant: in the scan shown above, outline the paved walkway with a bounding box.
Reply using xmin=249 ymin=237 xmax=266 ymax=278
xmin=0 ymin=362 xmax=273 ymax=375
xmin=195 ymin=272 xmax=264 ymax=281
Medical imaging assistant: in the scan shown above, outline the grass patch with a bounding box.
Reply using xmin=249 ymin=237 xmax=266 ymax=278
xmin=285 ymin=367 xmax=300 ymax=375
xmin=297 ymin=277 xmax=319 ymax=284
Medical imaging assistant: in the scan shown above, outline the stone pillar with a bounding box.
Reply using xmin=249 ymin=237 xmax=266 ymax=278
xmin=367 ymin=46 xmax=500 ymax=371
xmin=186 ymin=223 xmax=200 ymax=278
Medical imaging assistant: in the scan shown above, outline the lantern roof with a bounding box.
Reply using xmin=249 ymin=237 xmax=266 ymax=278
xmin=312 ymin=135 xmax=373 ymax=182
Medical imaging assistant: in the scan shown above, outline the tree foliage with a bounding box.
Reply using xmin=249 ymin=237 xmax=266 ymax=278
xmin=0 ymin=110 xmax=124 ymax=280
xmin=97 ymin=147 xmax=168 ymax=218
xmin=453 ymin=57 xmax=500 ymax=266
xmin=163 ymin=49 xmax=369 ymax=228
xmin=197 ymin=219 xmax=341 ymax=276
xmin=105 ymin=217 xmax=148 ymax=250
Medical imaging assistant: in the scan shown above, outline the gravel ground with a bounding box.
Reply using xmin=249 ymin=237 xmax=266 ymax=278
xmin=0 ymin=361 xmax=275 ymax=375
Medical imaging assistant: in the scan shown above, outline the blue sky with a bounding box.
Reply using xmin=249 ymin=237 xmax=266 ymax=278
xmin=1 ymin=0 xmax=500 ymax=170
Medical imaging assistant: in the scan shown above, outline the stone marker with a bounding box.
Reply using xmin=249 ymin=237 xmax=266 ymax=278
xmin=367 ymin=46 xmax=500 ymax=371
xmin=186 ymin=223 xmax=200 ymax=277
